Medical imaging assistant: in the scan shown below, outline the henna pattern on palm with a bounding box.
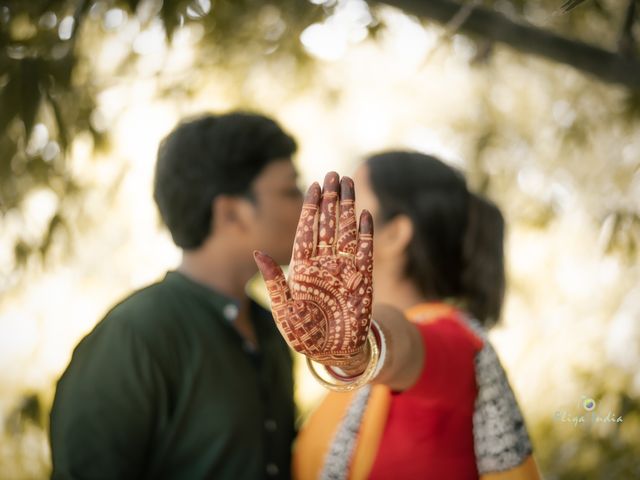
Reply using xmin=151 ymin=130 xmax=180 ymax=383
xmin=254 ymin=172 xmax=374 ymax=367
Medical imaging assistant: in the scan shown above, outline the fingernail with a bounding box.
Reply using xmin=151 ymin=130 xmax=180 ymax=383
xmin=322 ymin=171 xmax=340 ymax=193
xmin=341 ymin=176 xmax=354 ymax=200
xmin=305 ymin=182 xmax=321 ymax=204
xmin=360 ymin=210 xmax=373 ymax=234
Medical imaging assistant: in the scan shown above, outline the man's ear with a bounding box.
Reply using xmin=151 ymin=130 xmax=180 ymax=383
xmin=377 ymin=214 xmax=413 ymax=258
xmin=211 ymin=195 xmax=254 ymax=233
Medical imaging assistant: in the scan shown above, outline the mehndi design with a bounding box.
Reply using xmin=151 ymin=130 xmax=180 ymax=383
xmin=254 ymin=172 xmax=374 ymax=367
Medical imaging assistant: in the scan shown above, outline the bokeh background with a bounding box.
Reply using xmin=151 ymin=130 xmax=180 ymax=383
xmin=1 ymin=0 xmax=639 ymax=478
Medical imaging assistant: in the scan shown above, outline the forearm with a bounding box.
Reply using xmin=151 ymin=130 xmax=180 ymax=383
xmin=335 ymin=304 xmax=424 ymax=391
xmin=370 ymin=304 xmax=424 ymax=391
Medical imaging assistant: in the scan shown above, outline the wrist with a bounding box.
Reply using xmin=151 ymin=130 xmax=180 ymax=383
xmin=326 ymin=342 xmax=370 ymax=379
xmin=307 ymin=327 xmax=381 ymax=392
xmin=325 ymin=320 xmax=385 ymax=380
xmin=345 ymin=341 xmax=372 ymax=375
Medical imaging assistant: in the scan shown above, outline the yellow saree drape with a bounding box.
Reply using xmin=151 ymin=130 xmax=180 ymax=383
xmin=292 ymin=304 xmax=542 ymax=480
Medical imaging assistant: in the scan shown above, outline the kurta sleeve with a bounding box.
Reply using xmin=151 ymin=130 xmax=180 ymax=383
xmin=50 ymin=316 xmax=162 ymax=479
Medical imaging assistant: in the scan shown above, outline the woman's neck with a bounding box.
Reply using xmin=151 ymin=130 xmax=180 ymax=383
xmin=373 ymin=274 xmax=431 ymax=312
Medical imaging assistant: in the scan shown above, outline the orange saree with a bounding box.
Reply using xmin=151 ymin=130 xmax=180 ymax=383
xmin=293 ymin=303 xmax=541 ymax=480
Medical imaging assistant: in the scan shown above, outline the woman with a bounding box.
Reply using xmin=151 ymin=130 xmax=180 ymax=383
xmin=254 ymin=151 xmax=540 ymax=479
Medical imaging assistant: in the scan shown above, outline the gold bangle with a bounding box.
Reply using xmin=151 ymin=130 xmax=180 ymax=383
xmin=306 ymin=329 xmax=380 ymax=392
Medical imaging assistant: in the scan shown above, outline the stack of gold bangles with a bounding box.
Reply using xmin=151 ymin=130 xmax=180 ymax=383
xmin=306 ymin=322 xmax=383 ymax=392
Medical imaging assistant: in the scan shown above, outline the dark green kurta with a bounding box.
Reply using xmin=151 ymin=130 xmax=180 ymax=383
xmin=50 ymin=271 xmax=295 ymax=479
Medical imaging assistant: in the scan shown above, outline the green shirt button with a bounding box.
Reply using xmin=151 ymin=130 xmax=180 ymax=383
xmin=266 ymin=463 xmax=279 ymax=476
xmin=265 ymin=419 xmax=277 ymax=432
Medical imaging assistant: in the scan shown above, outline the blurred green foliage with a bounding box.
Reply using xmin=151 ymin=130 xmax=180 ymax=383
xmin=0 ymin=0 xmax=326 ymax=273
xmin=534 ymin=380 xmax=640 ymax=479
xmin=1 ymin=0 xmax=638 ymax=272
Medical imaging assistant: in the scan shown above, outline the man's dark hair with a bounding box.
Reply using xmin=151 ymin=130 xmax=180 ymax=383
xmin=366 ymin=151 xmax=505 ymax=326
xmin=154 ymin=112 xmax=297 ymax=249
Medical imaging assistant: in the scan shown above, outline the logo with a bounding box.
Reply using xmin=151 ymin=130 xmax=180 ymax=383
xmin=554 ymin=396 xmax=623 ymax=427
xmin=582 ymin=397 xmax=596 ymax=411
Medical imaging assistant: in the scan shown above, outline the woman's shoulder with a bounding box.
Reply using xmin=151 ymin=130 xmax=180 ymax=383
xmin=407 ymin=303 xmax=485 ymax=353
xmin=400 ymin=306 xmax=483 ymax=401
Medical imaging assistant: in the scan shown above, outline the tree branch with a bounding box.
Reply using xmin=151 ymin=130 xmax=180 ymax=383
xmin=618 ymin=0 xmax=637 ymax=58
xmin=375 ymin=0 xmax=640 ymax=89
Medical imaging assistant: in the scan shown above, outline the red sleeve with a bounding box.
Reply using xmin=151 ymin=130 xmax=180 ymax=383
xmin=399 ymin=316 xmax=484 ymax=403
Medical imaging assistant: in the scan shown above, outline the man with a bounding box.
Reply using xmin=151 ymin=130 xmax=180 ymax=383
xmin=50 ymin=112 xmax=303 ymax=479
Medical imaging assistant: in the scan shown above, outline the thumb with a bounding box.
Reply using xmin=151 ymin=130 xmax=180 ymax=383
xmin=253 ymin=250 xmax=291 ymax=301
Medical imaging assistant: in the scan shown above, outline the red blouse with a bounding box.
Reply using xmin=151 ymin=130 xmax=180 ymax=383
xmin=370 ymin=313 xmax=484 ymax=480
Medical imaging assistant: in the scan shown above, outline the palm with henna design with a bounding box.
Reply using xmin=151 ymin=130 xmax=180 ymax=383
xmin=254 ymin=172 xmax=374 ymax=368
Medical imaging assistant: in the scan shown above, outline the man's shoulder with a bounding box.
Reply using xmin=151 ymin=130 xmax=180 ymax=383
xmin=89 ymin=275 xmax=181 ymax=345
xmin=57 ymin=275 xmax=190 ymax=390
xmin=108 ymin=277 xmax=176 ymax=321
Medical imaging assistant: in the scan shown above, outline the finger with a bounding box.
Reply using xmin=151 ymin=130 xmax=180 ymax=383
xmin=253 ymin=250 xmax=291 ymax=303
xmin=336 ymin=176 xmax=357 ymax=257
xmin=291 ymin=182 xmax=321 ymax=261
xmin=254 ymin=251 xmax=298 ymax=347
xmin=355 ymin=210 xmax=374 ymax=329
xmin=355 ymin=209 xmax=374 ymax=276
xmin=317 ymin=171 xmax=340 ymax=256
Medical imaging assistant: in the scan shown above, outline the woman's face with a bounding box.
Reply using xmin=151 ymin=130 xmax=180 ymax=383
xmin=352 ymin=164 xmax=380 ymax=227
xmin=352 ymin=163 xmax=414 ymax=292
xmin=353 ymin=164 xmax=388 ymax=282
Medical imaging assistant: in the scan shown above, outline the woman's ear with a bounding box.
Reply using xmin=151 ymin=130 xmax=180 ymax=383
xmin=377 ymin=214 xmax=413 ymax=258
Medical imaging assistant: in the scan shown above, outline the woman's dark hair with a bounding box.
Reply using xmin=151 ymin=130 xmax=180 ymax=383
xmin=463 ymin=193 xmax=505 ymax=326
xmin=154 ymin=112 xmax=297 ymax=249
xmin=366 ymin=151 xmax=505 ymax=326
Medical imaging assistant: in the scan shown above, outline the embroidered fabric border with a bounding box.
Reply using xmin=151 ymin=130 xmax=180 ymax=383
xmin=464 ymin=317 xmax=533 ymax=473
xmin=319 ymin=386 xmax=372 ymax=480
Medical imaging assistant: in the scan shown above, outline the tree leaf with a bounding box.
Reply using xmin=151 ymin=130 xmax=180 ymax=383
xmin=160 ymin=0 xmax=186 ymax=40
xmin=121 ymin=0 xmax=140 ymax=14
xmin=45 ymin=89 xmax=68 ymax=150
xmin=13 ymin=239 xmax=32 ymax=267
xmin=560 ymin=0 xmax=588 ymax=14
xmin=0 ymin=71 xmax=20 ymax=135
xmin=19 ymin=58 xmax=42 ymax=140
xmin=46 ymin=53 xmax=75 ymax=89
xmin=40 ymin=212 xmax=63 ymax=260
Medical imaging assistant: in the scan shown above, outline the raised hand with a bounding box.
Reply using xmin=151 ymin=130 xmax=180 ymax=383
xmin=254 ymin=172 xmax=374 ymax=368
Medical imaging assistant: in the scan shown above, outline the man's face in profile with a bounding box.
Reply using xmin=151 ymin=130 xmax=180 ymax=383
xmin=248 ymin=159 xmax=303 ymax=265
